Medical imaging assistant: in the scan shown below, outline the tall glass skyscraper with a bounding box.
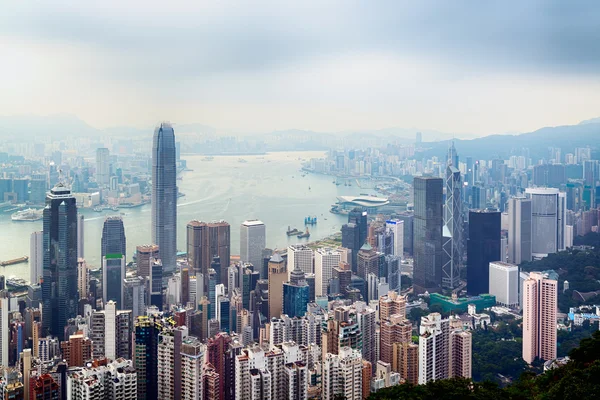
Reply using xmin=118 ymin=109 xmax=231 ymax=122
xmin=152 ymin=122 xmax=177 ymax=274
xmin=41 ymin=183 xmax=79 ymax=340
xmin=413 ymin=176 xmax=443 ymax=294
xmin=467 ymin=209 xmax=501 ymax=296
xmin=101 ymin=216 xmax=126 ymax=261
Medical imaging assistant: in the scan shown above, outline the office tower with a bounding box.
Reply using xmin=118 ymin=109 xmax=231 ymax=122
xmin=187 ymin=220 xmax=231 ymax=288
xmin=583 ymin=159 xmax=599 ymax=187
xmin=314 ymin=248 xmax=341 ymax=297
xmin=385 ymin=219 xmax=404 ymax=258
xmin=357 ymin=243 xmax=380 ymax=283
xmin=341 ymin=223 xmax=361 ymax=272
xmin=268 ymin=253 xmax=286 ymax=319
xmin=525 ymin=188 xmax=566 ymax=257
xmin=287 ymin=244 xmax=313 ymax=277
xmin=150 ymin=259 xmax=163 ymax=310
xmin=240 ymin=220 xmax=266 ymax=271
xmin=450 ymin=330 xmax=472 ymax=379
xmin=41 ymin=183 xmax=78 ymax=340
xmin=152 ymin=122 xmax=178 ymax=274
xmin=123 ymin=276 xmax=146 ymax=319
xmin=181 ymin=267 xmax=190 ymax=305
xmin=565 ymin=225 xmax=574 ymax=248
xmin=348 ymin=208 xmax=368 ymax=246
xmin=395 ymin=212 xmax=414 ymax=256
xmin=136 ymin=244 xmax=159 ymax=280
xmin=418 ymin=313 xmax=450 ymax=384
xmin=443 ymin=165 xmax=462 ymax=289
xmin=102 ymin=254 xmax=126 ymax=309
xmin=60 ymin=331 xmax=92 ymax=367
xmin=507 ymin=197 xmax=532 ymax=264
xmin=282 ymin=269 xmax=310 ymax=318
xmin=488 ymin=262 xmax=519 ymax=308
xmin=522 ymin=272 xmax=557 ymax=364
xmin=96 ymin=147 xmax=110 ymax=186
xmin=471 ymin=184 xmax=486 ymax=209
xmin=101 ymin=216 xmax=126 ymax=261
xmin=322 ymin=347 xmax=363 ymax=400
xmin=30 ymin=175 xmax=47 ymax=205
xmin=380 ymin=314 xmax=412 ymax=364
xmin=467 ymin=209 xmax=501 ymax=296
xmin=77 ymin=214 xmax=85 ymax=259
xmin=134 ymin=316 xmax=161 ymax=400
xmin=413 ymin=176 xmax=443 ymax=294
xmin=30 ymin=231 xmax=43 ymax=285
xmin=77 ymin=259 xmax=88 ymax=300
xmin=0 ymin=293 xmax=8 ymax=367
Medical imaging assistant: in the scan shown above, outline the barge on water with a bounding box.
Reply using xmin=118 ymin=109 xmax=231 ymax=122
xmin=0 ymin=256 xmax=29 ymax=266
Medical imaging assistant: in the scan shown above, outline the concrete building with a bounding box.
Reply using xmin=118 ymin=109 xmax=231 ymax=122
xmin=522 ymin=272 xmax=557 ymax=364
xmin=240 ymin=220 xmax=266 ymax=274
xmin=136 ymin=244 xmax=159 ymax=281
xmin=379 ymin=291 xmax=407 ymax=322
xmin=67 ymin=358 xmax=137 ymax=400
xmin=30 ymin=231 xmax=43 ymax=285
xmin=101 ymin=216 xmax=126 ymax=261
xmin=78 ymin=259 xmax=89 ymax=301
xmin=322 ymin=347 xmax=363 ymax=400
xmin=96 ymin=147 xmax=110 ymax=186
xmin=102 ymin=254 xmax=126 ymax=309
xmin=525 ymin=188 xmax=566 ymax=258
xmin=287 ymin=244 xmax=313 ymax=278
xmin=450 ymin=330 xmax=472 ymax=379
xmin=418 ymin=313 xmax=450 ymax=384
xmin=488 ymin=262 xmax=519 ymax=308
xmin=443 ymin=162 xmax=463 ymax=289
xmin=507 ymin=197 xmax=532 ymax=264
xmin=393 ymin=341 xmax=419 ymax=385
xmin=180 ymin=336 xmax=206 ymax=400
xmin=314 ymin=248 xmax=341 ymax=297
xmin=60 ymin=331 xmax=92 ymax=367
xmin=385 ymin=219 xmax=404 ymax=258
xmin=380 ymin=314 xmax=412 ymax=365
xmin=268 ymin=253 xmax=287 ymax=319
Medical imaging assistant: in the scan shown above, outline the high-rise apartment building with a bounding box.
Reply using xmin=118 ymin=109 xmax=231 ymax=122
xmin=525 ymin=188 xmax=566 ymax=258
xmin=443 ymin=165 xmax=462 ymax=289
xmin=101 ymin=216 xmax=127 ymax=261
xmin=287 ymin=244 xmax=313 ymax=278
xmin=393 ymin=342 xmax=419 ymax=385
xmin=0 ymin=293 xmax=9 ymax=367
xmin=522 ymin=272 xmax=557 ymax=364
xmin=124 ymin=277 xmax=146 ymax=320
xmin=418 ymin=313 xmax=450 ymax=384
xmin=507 ymin=197 xmax=532 ymax=264
xmin=134 ymin=316 xmax=162 ymax=400
xmin=380 ymin=314 xmax=412 ymax=365
xmin=180 ymin=336 xmax=206 ymax=400
xmin=67 ymin=358 xmax=137 ymax=400
xmin=96 ymin=147 xmax=110 ymax=186
xmin=450 ymin=330 xmax=472 ymax=379
xmin=413 ymin=176 xmax=444 ymax=294
xmin=240 ymin=220 xmax=266 ymax=273
xmin=467 ymin=209 xmax=501 ymax=296
xmin=60 ymin=331 xmax=92 ymax=367
xmin=379 ymin=291 xmax=407 ymax=321
xmin=488 ymin=262 xmax=519 ymax=308
xmin=152 ymin=122 xmax=177 ymax=274
xmin=314 ymin=248 xmax=341 ymax=297
xmin=77 ymin=258 xmax=88 ymax=300
xmin=30 ymin=231 xmax=43 ymax=285
xmin=322 ymin=347 xmax=363 ymax=400
xmin=41 ymin=183 xmax=79 ymax=340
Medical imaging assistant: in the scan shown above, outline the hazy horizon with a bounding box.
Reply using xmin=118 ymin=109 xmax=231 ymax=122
xmin=2 ymin=1 xmax=600 ymax=137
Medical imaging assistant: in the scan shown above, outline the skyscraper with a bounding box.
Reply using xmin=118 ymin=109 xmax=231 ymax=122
xmin=77 ymin=214 xmax=85 ymax=259
xmin=467 ymin=209 xmax=501 ymax=296
xmin=282 ymin=268 xmax=310 ymax=318
xmin=30 ymin=231 xmax=43 ymax=285
xmin=507 ymin=197 xmax=532 ymax=264
xmin=525 ymin=188 xmax=566 ymax=258
xmin=413 ymin=177 xmax=443 ymax=294
xmin=418 ymin=313 xmax=450 ymax=384
xmin=522 ymin=272 xmax=557 ymax=364
xmin=341 ymin=223 xmax=361 ymax=272
xmin=287 ymin=244 xmax=313 ymax=278
xmin=96 ymin=147 xmax=110 ymax=186
xmin=240 ymin=220 xmax=266 ymax=274
xmin=348 ymin=208 xmax=368 ymax=247
xmin=152 ymin=122 xmax=177 ymax=274
xmin=41 ymin=183 xmax=79 ymax=340
xmin=136 ymin=244 xmax=159 ymax=281
xmin=101 ymin=216 xmax=126 ymax=261
xmin=315 ymin=248 xmax=342 ymax=297
xmin=443 ymin=164 xmax=462 ymax=289
xmin=102 ymin=254 xmax=126 ymax=309
xmin=385 ymin=219 xmax=404 ymax=258
xmin=267 ymin=253 xmax=286 ymax=319
xmin=187 ymin=220 xmax=231 ymax=288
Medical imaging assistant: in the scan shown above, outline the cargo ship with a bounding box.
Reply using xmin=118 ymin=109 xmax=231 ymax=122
xmin=0 ymin=256 xmax=29 ymax=266
xmin=297 ymin=228 xmax=310 ymax=239
xmin=11 ymin=208 xmax=43 ymax=222
xmin=286 ymin=226 xmax=301 ymax=236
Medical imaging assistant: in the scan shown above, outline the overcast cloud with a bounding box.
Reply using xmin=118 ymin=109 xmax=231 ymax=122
xmin=1 ymin=1 xmax=600 ymax=136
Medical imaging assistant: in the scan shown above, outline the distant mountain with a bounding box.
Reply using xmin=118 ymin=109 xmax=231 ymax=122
xmin=420 ymin=122 xmax=600 ymax=160
xmin=579 ymin=116 xmax=600 ymax=125
xmin=0 ymin=114 xmax=100 ymax=138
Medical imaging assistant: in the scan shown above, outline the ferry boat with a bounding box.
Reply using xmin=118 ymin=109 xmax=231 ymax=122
xmin=6 ymin=277 xmax=28 ymax=289
xmin=11 ymin=208 xmax=43 ymax=222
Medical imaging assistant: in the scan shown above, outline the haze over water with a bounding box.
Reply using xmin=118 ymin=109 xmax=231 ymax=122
xmin=0 ymin=151 xmax=375 ymax=282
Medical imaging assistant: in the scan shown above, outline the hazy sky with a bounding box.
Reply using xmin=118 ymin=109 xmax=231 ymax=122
xmin=1 ymin=1 xmax=600 ymax=136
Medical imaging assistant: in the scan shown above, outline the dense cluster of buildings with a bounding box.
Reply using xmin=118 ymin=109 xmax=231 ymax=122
xmin=0 ymin=124 xmax=596 ymax=399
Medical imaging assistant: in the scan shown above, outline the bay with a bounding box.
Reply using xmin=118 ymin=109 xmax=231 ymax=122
xmin=0 ymin=151 xmax=375 ymax=282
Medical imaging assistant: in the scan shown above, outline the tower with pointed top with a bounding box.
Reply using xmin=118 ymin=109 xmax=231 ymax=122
xmin=443 ymin=142 xmax=463 ymax=289
xmin=152 ymin=122 xmax=177 ymax=274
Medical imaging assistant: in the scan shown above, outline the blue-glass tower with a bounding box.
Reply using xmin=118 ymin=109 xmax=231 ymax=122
xmin=282 ymin=269 xmax=310 ymax=318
